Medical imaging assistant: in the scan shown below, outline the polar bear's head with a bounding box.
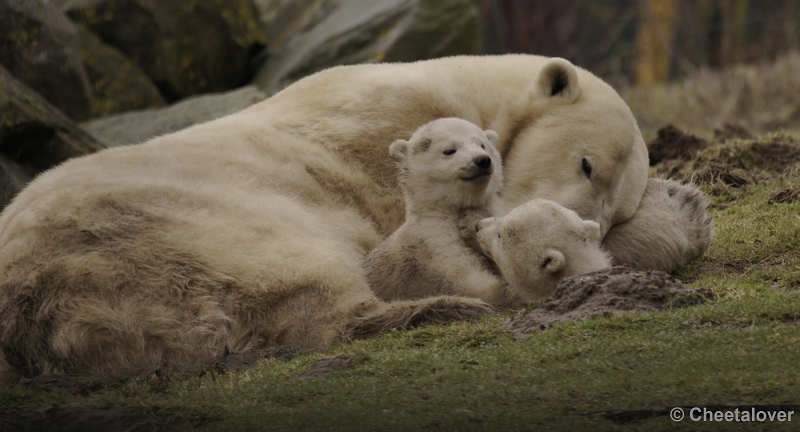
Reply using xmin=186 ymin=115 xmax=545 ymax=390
xmin=493 ymin=57 xmax=649 ymax=238
xmin=389 ymin=118 xmax=503 ymax=215
xmin=476 ymin=198 xmax=610 ymax=302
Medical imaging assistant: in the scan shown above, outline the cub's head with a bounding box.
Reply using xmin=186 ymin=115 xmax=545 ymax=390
xmin=476 ymin=198 xmax=610 ymax=302
xmin=390 ymin=117 xmax=503 ymax=213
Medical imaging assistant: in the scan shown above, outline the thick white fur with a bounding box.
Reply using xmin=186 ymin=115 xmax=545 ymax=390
xmin=365 ymin=118 xmax=520 ymax=307
xmin=0 ymin=55 xmax=699 ymax=384
xmin=477 ymin=199 xmax=611 ymax=301
xmin=603 ymin=178 xmax=712 ymax=272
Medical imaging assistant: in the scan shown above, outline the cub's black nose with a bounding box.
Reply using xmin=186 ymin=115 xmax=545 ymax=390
xmin=475 ymin=156 xmax=492 ymax=169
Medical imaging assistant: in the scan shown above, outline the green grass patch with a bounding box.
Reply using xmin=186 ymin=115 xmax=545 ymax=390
xmin=3 ymin=133 xmax=800 ymax=431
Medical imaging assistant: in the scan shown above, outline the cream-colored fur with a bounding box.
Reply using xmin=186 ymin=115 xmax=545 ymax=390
xmin=0 ymin=55 xmax=704 ymax=383
xmin=477 ymin=199 xmax=611 ymax=301
xmin=602 ymin=178 xmax=712 ymax=272
xmin=365 ymin=118 xmax=519 ymax=308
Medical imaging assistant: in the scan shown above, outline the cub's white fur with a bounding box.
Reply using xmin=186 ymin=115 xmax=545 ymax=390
xmin=477 ymin=199 xmax=611 ymax=301
xmin=365 ymin=118 xmax=520 ymax=307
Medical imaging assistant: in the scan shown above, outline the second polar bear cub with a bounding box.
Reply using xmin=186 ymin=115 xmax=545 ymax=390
xmin=364 ymin=118 xmax=520 ymax=307
xmin=477 ymin=199 xmax=612 ymax=301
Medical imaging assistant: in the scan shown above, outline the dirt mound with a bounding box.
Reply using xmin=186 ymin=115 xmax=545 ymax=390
xmin=690 ymin=135 xmax=800 ymax=187
xmin=500 ymin=266 xmax=714 ymax=338
xmin=651 ymin=127 xmax=800 ymax=191
xmin=647 ymin=125 xmax=708 ymax=165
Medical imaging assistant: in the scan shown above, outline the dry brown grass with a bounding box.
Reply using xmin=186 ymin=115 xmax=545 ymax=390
xmin=623 ymin=51 xmax=800 ymax=139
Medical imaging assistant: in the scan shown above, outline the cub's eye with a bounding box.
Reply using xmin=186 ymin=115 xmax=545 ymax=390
xmin=443 ymin=149 xmax=456 ymax=156
xmin=581 ymin=157 xmax=593 ymax=179
xmin=480 ymin=144 xmax=485 ymax=150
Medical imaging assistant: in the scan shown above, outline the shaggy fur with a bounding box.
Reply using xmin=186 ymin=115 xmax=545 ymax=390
xmin=477 ymin=199 xmax=612 ymax=301
xmin=0 ymin=55 xmax=708 ymax=384
xmin=602 ymin=178 xmax=713 ymax=272
xmin=364 ymin=118 xmax=519 ymax=308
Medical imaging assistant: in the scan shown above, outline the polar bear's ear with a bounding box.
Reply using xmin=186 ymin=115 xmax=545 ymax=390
xmin=540 ymin=249 xmax=566 ymax=275
xmin=582 ymin=220 xmax=602 ymax=243
xmin=389 ymin=139 xmax=410 ymax=163
xmin=484 ymin=130 xmax=499 ymax=148
xmin=533 ymin=58 xmax=581 ymax=103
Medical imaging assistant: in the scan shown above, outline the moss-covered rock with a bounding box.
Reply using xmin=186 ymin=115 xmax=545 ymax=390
xmin=69 ymin=0 xmax=267 ymax=102
xmin=0 ymin=1 xmax=166 ymax=121
xmin=0 ymin=65 xmax=104 ymax=209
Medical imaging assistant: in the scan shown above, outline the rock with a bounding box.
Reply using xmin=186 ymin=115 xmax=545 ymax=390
xmin=0 ymin=0 xmax=166 ymax=121
xmin=500 ymin=266 xmax=714 ymax=338
xmin=252 ymin=0 xmax=327 ymax=49
xmin=69 ymin=0 xmax=267 ymax=102
xmin=0 ymin=65 xmax=105 ymax=209
xmin=254 ymin=0 xmax=481 ymax=94
xmin=80 ymin=85 xmax=267 ymax=147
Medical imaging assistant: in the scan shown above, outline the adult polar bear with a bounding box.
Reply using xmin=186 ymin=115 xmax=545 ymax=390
xmin=0 ymin=55 xmax=708 ymax=383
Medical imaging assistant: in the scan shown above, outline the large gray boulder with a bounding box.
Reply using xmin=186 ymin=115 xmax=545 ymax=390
xmin=0 ymin=65 xmax=104 ymax=209
xmin=80 ymin=86 xmax=267 ymax=147
xmin=0 ymin=0 xmax=166 ymax=121
xmin=253 ymin=0 xmax=481 ymax=94
xmin=69 ymin=0 xmax=267 ymax=102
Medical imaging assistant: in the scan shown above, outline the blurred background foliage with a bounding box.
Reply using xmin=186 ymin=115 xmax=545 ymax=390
xmin=1 ymin=0 xmax=799 ymax=207
xmin=479 ymin=0 xmax=800 ymax=88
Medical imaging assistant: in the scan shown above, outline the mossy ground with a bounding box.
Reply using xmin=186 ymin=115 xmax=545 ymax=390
xmin=3 ymin=66 xmax=800 ymax=431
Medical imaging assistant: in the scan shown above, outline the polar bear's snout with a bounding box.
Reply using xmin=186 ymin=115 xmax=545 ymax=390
xmin=475 ymin=155 xmax=492 ymax=170
xmin=461 ymin=155 xmax=494 ymax=182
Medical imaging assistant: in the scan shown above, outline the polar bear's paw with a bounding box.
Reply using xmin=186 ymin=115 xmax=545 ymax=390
xmin=603 ymin=178 xmax=712 ymax=273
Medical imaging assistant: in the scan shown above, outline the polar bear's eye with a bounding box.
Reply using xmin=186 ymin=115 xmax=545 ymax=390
xmin=581 ymin=157 xmax=593 ymax=179
xmin=480 ymin=144 xmax=485 ymax=150
xmin=443 ymin=149 xmax=456 ymax=156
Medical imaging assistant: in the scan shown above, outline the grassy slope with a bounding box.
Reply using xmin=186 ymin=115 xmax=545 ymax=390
xmin=3 ymin=56 xmax=800 ymax=431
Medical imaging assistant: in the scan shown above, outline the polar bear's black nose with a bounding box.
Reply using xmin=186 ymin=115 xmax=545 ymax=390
xmin=475 ymin=156 xmax=492 ymax=169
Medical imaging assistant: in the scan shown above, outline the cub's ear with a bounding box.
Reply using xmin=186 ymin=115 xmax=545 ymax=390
xmin=533 ymin=58 xmax=581 ymax=103
xmin=540 ymin=249 xmax=566 ymax=275
xmin=582 ymin=220 xmax=602 ymax=243
xmin=389 ymin=139 xmax=410 ymax=162
xmin=484 ymin=129 xmax=499 ymax=148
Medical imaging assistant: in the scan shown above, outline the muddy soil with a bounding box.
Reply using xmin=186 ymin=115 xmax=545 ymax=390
xmin=501 ymin=266 xmax=714 ymax=338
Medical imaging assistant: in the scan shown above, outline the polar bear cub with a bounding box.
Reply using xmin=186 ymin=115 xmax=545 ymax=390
xmin=477 ymin=199 xmax=611 ymax=301
xmin=364 ymin=118 xmax=517 ymax=307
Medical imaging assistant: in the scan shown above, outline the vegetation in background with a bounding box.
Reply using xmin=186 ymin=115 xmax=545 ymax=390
xmin=479 ymin=0 xmax=800 ymax=88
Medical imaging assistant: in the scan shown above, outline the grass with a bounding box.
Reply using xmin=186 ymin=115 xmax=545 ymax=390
xmin=4 ymin=57 xmax=800 ymax=431
xmin=623 ymin=51 xmax=800 ymax=140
